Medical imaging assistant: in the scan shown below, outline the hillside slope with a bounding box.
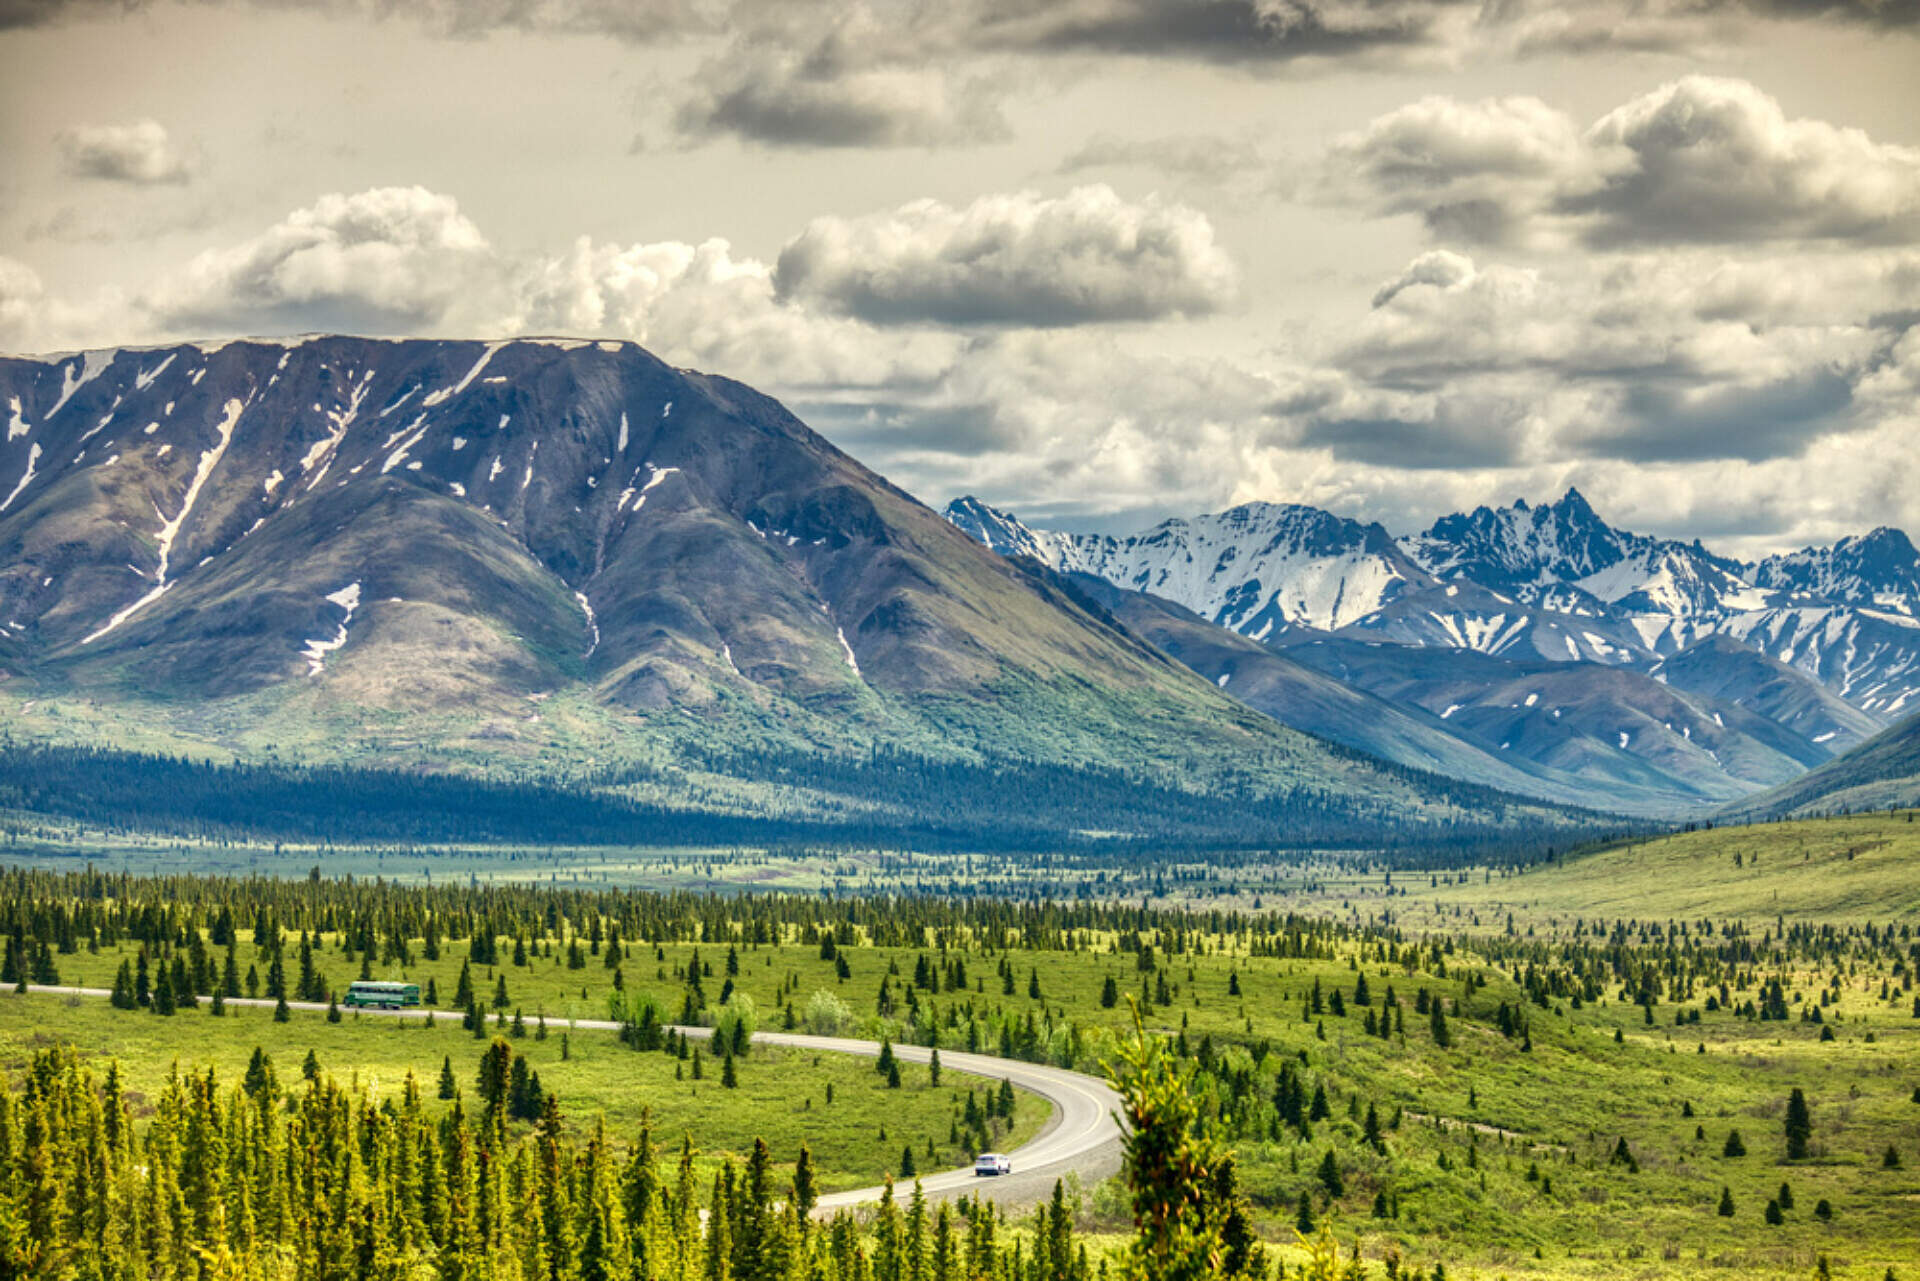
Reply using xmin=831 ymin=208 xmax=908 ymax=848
xmin=1723 ymin=713 xmax=1920 ymax=819
xmin=0 ymin=337 xmax=1572 ymax=844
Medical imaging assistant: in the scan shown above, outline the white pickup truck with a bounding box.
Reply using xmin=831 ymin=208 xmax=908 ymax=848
xmin=974 ymin=1152 xmax=1012 ymax=1176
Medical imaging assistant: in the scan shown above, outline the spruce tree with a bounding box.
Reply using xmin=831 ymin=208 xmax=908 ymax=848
xmin=1785 ymin=1089 xmax=1813 ymax=1160
xmin=1430 ymin=998 xmax=1452 ymax=1048
xmin=1717 ymin=1186 xmax=1735 ymax=1217
xmin=1317 ymin=1150 xmax=1344 ymax=1199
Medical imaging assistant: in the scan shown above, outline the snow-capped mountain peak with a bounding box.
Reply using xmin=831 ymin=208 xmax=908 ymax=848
xmin=946 ymin=489 xmax=1920 ymax=733
xmin=942 ymin=496 xmax=1434 ymax=634
xmin=1753 ymin=526 xmax=1920 ymax=616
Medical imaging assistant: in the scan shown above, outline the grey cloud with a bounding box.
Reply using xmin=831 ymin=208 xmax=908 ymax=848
xmin=772 ymin=185 xmax=1239 ymax=327
xmin=1299 ymin=396 xmax=1531 ymax=469
xmin=980 ymin=0 xmax=1454 ymax=62
xmin=1567 ymin=78 xmax=1920 ymax=248
xmin=1326 ymin=78 xmax=1920 ymax=249
xmin=1369 ymin=249 xmax=1474 ymax=308
xmin=792 ymin=399 xmax=1020 ymax=456
xmin=1581 ymin=367 xmax=1859 ymax=462
xmin=676 ymin=57 xmax=1011 ymax=148
xmin=56 ymin=119 xmax=192 ymax=185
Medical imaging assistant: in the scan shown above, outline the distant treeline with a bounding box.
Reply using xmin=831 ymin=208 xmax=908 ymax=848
xmin=0 ymin=741 xmax=1616 ymax=860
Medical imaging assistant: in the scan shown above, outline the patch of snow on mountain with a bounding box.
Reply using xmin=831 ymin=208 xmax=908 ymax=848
xmin=82 ymin=397 xmax=243 ymax=644
xmin=301 ymin=582 xmax=363 ymax=676
xmin=0 ymin=443 xmax=42 ymax=513
xmin=575 ymin=591 xmax=599 ymax=659
xmin=134 ymin=353 xmax=176 ymax=391
xmin=630 ymin=464 xmax=678 ymax=513
xmin=836 ymin=627 xmax=861 ymax=678
xmin=422 ymin=342 xmax=504 ymax=407
xmin=7 ymin=397 xmax=28 ymax=441
xmin=47 ymin=350 xmax=117 ymax=418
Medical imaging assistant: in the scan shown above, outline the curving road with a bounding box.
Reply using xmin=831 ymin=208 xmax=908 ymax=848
xmin=15 ymin=985 xmax=1125 ymax=1211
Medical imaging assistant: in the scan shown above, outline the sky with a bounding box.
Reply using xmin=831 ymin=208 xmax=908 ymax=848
xmin=1 ymin=1 xmax=1917 ymax=558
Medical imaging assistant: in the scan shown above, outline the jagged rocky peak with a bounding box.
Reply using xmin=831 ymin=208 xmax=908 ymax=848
xmin=943 ymin=495 xmax=1430 ymax=634
xmin=1403 ymin=486 xmax=1638 ymax=588
xmin=1753 ymin=526 xmax=1920 ymax=614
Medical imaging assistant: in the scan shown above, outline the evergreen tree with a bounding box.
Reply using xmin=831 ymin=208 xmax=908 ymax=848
xmin=1785 ymin=1089 xmax=1813 ymax=1160
xmin=1317 ymin=1149 xmax=1344 ymax=1199
xmin=109 ymin=959 xmax=136 ymax=1009
xmin=1108 ymin=1014 xmax=1268 ymax=1281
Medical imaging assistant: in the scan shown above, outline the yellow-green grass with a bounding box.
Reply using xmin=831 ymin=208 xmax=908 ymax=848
xmin=0 ymin=990 xmax=1047 ymax=1195
xmin=19 ymin=908 xmax=1920 ymax=1278
xmin=1412 ymin=813 xmax=1920 ymax=927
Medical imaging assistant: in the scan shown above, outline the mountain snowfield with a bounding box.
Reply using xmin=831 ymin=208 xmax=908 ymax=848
xmin=947 ymin=490 xmax=1920 ymax=812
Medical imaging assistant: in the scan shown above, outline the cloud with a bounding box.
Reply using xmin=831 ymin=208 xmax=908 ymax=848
xmin=55 ymin=119 xmax=192 ymax=185
xmin=512 ymin=234 xmax=960 ymax=389
xmin=1324 ymin=94 xmax=1582 ymax=246
xmin=82 ymin=184 xmax=957 ymax=393
xmin=1059 ymin=132 xmax=1265 ymax=183
xmin=969 ymin=0 xmax=1467 ymax=63
xmin=142 ymin=186 xmax=497 ymax=334
xmin=1572 ymin=77 xmax=1920 ymax=247
xmin=676 ymin=56 xmax=1010 ymax=148
xmin=772 ymin=185 xmax=1238 ymax=326
xmin=0 ymin=257 xmax=47 ymax=350
xmin=1325 ymin=77 xmax=1920 ymax=248
xmin=1317 ymin=247 xmax=1898 ymax=467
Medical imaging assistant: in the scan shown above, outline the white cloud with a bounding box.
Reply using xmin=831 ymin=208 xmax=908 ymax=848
xmin=773 ymin=185 xmax=1239 ymax=326
xmin=1575 ymin=77 xmax=1920 ymax=246
xmin=143 ymin=186 xmax=498 ymax=334
xmin=55 ymin=119 xmax=192 ymax=185
xmin=1326 ymin=77 xmax=1920 ymax=248
xmin=512 ymin=235 xmax=960 ymax=389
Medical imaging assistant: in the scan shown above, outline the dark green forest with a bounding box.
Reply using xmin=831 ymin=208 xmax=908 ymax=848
xmin=0 ymin=743 xmax=1608 ymax=860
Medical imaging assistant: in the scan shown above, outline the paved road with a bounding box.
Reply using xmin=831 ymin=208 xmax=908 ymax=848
xmin=16 ymin=985 xmax=1125 ymax=1211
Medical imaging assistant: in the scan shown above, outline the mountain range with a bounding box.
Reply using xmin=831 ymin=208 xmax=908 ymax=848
xmin=947 ymin=490 xmax=1920 ymax=815
xmin=0 ymin=336 xmax=1579 ymax=849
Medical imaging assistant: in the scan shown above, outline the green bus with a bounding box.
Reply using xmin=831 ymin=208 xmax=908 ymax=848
xmin=344 ymin=980 xmax=421 ymax=1010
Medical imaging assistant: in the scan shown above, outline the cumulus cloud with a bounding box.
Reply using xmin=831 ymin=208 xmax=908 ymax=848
xmin=56 ymin=119 xmax=192 ymax=185
xmin=512 ymin=235 xmax=960 ymax=389
xmin=772 ymin=185 xmax=1238 ymax=326
xmin=1324 ymin=95 xmax=1582 ymax=246
xmin=64 ymin=184 xmax=955 ymax=394
xmin=1313 ymin=247 xmax=1899 ymax=468
xmin=142 ymin=186 xmax=497 ymax=334
xmin=676 ymin=56 xmax=1010 ymax=148
xmin=803 ymin=327 xmax=1295 ymax=517
xmin=1326 ymin=77 xmax=1920 ymax=248
xmin=1573 ymin=77 xmax=1920 ymax=246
